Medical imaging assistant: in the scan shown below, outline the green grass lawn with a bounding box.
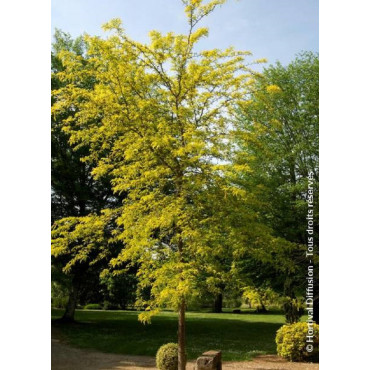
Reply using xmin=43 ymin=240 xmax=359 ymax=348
xmin=52 ymin=309 xmax=290 ymax=361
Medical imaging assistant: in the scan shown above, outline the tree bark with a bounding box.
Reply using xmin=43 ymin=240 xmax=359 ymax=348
xmin=213 ymin=293 xmax=223 ymax=313
xmin=178 ymin=298 xmax=186 ymax=370
xmin=62 ymin=281 xmax=78 ymax=322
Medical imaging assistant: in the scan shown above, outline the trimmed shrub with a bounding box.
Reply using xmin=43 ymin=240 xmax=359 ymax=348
xmin=83 ymin=303 xmax=102 ymax=310
xmin=156 ymin=343 xmax=178 ymax=370
xmin=276 ymin=322 xmax=319 ymax=362
xmin=103 ymin=301 xmax=120 ymax=310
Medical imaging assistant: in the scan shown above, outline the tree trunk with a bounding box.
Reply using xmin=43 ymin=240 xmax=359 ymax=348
xmin=259 ymin=301 xmax=267 ymax=313
xmin=62 ymin=282 xmax=78 ymax=322
xmin=213 ymin=293 xmax=223 ymax=313
xmin=178 ymin=298 xmax=186 ymax=370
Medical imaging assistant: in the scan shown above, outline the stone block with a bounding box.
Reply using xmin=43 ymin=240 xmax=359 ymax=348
xmin=195 ymin=350 xmax=222 ymax=370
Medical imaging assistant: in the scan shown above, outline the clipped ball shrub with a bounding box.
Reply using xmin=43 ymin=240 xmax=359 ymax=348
xmin=276 ymin=322 xmax=319 ymax=362
xmin=156 ymin=343 xmax=178 ymax=370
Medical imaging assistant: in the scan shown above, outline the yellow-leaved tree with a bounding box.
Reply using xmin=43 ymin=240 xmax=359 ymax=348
xmin=51 ymin=1 xmax=292 ymax=367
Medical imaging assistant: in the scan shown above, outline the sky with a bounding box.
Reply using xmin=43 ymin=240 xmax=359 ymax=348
xmin=51 ymin=0 xmax=318 ymax=67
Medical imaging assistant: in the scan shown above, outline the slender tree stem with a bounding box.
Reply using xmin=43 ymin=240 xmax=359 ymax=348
xmin=178 ymin=298 xmax=186 ymax=370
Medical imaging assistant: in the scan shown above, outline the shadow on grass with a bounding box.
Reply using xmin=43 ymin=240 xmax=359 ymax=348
xmin=52 ymin=309 xmax=285 ymax=361
xmin=52 ymin=337 xmax=156 ymax=369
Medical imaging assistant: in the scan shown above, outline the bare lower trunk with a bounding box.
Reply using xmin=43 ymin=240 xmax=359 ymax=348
xmin=178 ymin=299 xmax=186 ymax=370
xmin=213 ymin=293 xmax=223 ymax=313
xmin=62 ymin=283 xmax=78 ymax=322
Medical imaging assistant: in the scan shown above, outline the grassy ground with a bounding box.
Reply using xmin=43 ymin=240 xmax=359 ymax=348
xmin=51 ymin=309 xmax=289 ymax=361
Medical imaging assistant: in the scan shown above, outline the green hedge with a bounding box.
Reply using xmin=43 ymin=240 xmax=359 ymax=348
xmin=83 ymin=303 xmax=102 ymax=310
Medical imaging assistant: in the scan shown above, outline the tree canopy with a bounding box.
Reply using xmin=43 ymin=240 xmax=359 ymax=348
xmin=234 ymin=51 xmax=319 ymax=322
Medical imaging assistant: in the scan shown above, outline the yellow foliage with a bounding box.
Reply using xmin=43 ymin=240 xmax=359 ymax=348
xmin=266 ymin=84 xmax=282 ymax=93
xmin=51 ymin=0 xmax=290 ymax=323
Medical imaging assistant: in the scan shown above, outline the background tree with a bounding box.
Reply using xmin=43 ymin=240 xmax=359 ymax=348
xmin=234 ymin=52 xmax=319 ymax=322
xmin=52 ymin=30 xmax=123 ymax=321
xmin=242 ymin=286 xmax=280 ymax=312
xmin=52 ymin=29 xmax=119 ymax=222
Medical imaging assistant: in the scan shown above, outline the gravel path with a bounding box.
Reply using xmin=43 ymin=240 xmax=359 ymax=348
xmin=51 ymin=337 xmax=319 ymax=370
